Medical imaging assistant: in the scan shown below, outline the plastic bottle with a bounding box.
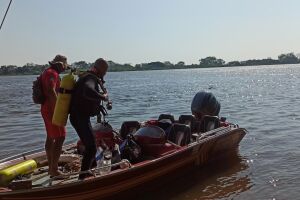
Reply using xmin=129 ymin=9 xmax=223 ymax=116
xmin=95 ymin=146 xmax=103 ymax=173
xmin=100 ymin=149 xmax=112 ymax=175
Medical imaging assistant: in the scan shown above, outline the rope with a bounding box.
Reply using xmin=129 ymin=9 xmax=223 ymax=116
xmin=0 ymin=0 xmax=13 ymax=32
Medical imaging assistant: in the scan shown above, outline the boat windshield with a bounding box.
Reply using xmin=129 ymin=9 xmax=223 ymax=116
xmin=134 ymin=126 xmax=165 ymax=138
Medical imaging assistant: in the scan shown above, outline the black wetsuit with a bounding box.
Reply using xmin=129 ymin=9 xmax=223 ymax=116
xmin=69 ymin=71 xmax=106 ymax=179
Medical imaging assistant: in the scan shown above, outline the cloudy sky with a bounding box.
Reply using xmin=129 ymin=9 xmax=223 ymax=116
xmin=0 ymin=0 xmax=300 ymax=66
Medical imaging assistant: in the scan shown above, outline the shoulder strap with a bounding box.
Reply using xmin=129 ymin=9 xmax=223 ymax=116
xmin=78 ymin=71 xmax=106 ymax=93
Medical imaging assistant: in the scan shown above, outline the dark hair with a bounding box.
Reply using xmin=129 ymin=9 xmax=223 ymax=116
xmin=94 ymin=58 xmax=108 ymax=69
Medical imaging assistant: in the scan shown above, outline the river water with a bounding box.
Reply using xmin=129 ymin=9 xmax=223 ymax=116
xmin=0 ymin=65 xmax=299 ymax=199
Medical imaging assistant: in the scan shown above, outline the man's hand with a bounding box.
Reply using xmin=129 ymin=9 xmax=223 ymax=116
xmin=106 ymin=100 xmax=112 ymax=110
xmin=103 ymin=93 xmax=109 ymax=102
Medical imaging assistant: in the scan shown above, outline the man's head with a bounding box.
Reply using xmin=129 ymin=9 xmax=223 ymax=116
xmin=49 ymin=54 xmax=70 ymax=73
xmin=93 ymin=58 xmax=108 ymax=78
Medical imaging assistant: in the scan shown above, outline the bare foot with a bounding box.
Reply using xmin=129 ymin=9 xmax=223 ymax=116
xmin=49 ymin=170 xmax=64 ymax=177
xmin=50 ymin=171 xmax=70 ymax=180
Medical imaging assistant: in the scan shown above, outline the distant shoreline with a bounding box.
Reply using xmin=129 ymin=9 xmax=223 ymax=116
xmin=0 ymin=63 xmax=299 ymax=77
xmin=1 ymin=52 xmax=299 ymax=76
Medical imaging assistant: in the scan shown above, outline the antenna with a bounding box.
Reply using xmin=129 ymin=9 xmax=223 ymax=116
xmin=0 ymin=0 xmax=13 ymax=32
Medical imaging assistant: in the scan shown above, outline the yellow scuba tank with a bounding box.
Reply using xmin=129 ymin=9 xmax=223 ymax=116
xmin=0 ymin=159 xmax=37 ymax=186
xmin=52 ymin=72 xmax=76 ymax=127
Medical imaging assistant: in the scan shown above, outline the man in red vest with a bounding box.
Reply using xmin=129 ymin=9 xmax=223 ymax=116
xmin=41 ymin=55 xmax=69 ymax=177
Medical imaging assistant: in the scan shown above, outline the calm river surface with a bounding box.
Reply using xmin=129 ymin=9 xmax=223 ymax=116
xmin=0 ymin=65 xmax=299 ymax=199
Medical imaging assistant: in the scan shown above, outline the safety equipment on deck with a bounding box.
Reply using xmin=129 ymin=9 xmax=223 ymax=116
xmin=0 ymin=160 xmax=37 ymax=186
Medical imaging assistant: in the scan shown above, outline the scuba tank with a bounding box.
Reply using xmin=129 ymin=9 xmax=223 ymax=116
xmin=52 ymin=72 xmax=76 ymax=127
xmin=0 ymin=160 xmax=37 ymax=186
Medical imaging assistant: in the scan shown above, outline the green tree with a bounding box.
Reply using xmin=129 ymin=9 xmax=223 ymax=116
xmin=278 ymin=53 xmax=299 ymax=64
xmin=226 ymin=61 xmax=241 ymax=66
xmin=72 ymin=61 xmax=90 ymax=69
xmin=199 ymin=56 xmax=225 ymax=67
xmin=176 ymin=61 xmax=185 ymax=66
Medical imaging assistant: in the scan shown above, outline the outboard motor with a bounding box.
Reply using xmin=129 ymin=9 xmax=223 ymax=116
xmin=191 ymin=91 xmax=220 ymax=118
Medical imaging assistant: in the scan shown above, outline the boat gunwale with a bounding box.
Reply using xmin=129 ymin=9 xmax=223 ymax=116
xmin=0 ymin=126 xmax=247 ymax=196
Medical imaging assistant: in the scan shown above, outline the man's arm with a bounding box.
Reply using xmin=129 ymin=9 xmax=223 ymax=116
xmin=45 ymin=72 xmax=58 ymax=112
xmin=82 ymin=79 xmax=108 ymax=102
xmin=46 ymin=87 xmax=57 ymax=105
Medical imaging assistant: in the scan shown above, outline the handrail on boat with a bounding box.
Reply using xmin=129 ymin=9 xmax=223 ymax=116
xmin=192 ymin=124 xmax=240 ymax=144
xmin=198 ymin=126 xmax=231 ymax=138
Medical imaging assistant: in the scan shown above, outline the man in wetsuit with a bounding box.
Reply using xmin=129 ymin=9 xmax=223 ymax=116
xmin=70 ymin=58 xmax=109 ymax=180
xmin=41 ymin=54 xmax=69 ymax=177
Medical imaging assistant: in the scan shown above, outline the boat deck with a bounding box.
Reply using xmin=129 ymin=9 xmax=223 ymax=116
xmin=0 ymin=125 xmax=247 ymax=199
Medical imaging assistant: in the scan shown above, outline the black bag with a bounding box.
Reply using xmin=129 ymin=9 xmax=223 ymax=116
xmin=32 ymin=74 xmax=45 ymax=104
xmin=120 ymin=134 xmax=142 ymax=164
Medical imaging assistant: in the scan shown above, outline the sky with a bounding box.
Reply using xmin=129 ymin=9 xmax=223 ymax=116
xmin=0 ymin=0 xmax=300 ymax=66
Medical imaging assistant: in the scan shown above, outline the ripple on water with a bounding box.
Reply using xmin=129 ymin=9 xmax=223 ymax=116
xmin=0 ymin=65 xmax=300 ymax=199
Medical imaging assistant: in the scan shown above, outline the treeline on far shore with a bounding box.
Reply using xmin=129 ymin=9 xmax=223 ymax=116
xmin=0 ymin=52 xmax=299 ymax=76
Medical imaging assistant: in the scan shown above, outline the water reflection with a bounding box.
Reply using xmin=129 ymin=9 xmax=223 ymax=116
xmin=137 ymin=150 xmax=252 ymax=200
xmin=2 ymin=65 xmax=300 ymax=199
